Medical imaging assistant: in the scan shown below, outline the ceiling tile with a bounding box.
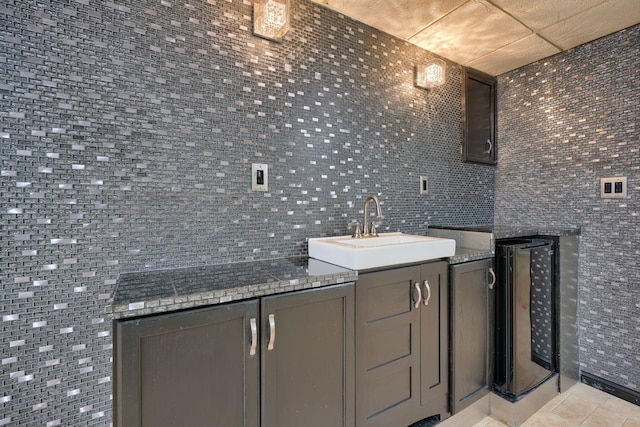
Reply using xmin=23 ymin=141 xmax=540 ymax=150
xmin=540 ymin=0 xmax=640 ymax=49
xmin=466 ymin=34 xmax=560 ymax=76
xmin=409 ymin=0 xmax=532 ymax=65
xmin=312 ymin=0 xmax=467 ymax=39
xmin=310 ymin=0 xmax=640 ymax=75
xmin=489 ymin=0 xmax=606 ymax=31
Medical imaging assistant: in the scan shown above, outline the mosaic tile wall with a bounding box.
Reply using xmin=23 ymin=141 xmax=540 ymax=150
xmin=496 ymin=25 xmax=639 ymax=393
xmin=1 ymin=0 xmax=495 ymax=425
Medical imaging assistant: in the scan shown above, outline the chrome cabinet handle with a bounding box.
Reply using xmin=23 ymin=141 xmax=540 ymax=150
xmin=423 ymin=280 xmax=431 ymax=306
xmin=249 ymin=317 xmax=257 ymax=356
xmin=267 ymin=313 xmax=276 ymax=351
xmin=485 ymin=139 xmax=493 ymax=154
xmin=413 ymin=282 xmax=422 ymax=309
xmin=488 ymin=267 xmax=496 ymax=289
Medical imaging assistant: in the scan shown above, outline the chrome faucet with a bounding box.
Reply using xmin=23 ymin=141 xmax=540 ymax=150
xmin=363 ymin=194 xmax=383 ymax=237
xmin=348 ymin=195 xmax=384 ymax=238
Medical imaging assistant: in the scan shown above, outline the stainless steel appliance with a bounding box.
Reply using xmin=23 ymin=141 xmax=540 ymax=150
xmin=494 ymin=239 xmax=556 ymax=400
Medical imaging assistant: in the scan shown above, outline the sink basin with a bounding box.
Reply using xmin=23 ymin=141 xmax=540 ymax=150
xmin=308 ymin=232 xmax=456 ymax=270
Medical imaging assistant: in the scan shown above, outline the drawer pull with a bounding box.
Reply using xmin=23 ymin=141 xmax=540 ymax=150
xmin=488 ymin=267 xmax=496 ymax=289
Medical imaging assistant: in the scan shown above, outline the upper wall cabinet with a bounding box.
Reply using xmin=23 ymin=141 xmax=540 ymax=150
xmin=463 ymin=69 xmax=497 ymax=165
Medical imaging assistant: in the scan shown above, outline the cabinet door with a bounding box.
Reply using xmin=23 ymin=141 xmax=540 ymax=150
xmin=463 ymin=69 xmax=496 ymax=164
xmin=115 ymin=301 xmax=259 ymax=427
xmin=261 ymin=283 xmax=354 ymax=427
xmin=450 ymin=258 xmax=494 ymax=414
xmin=356 ymin=266 xmax=421 ymax=427
xmin=419 ymin=261 xmax=449 ymax=419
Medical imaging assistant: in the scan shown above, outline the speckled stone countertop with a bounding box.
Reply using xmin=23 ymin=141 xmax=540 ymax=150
xmin=432 ymin=224 xmax=581 ymax=264
xmin=491 ymin=225 xmax=581 ymax=239
xmin=448 ymin=246 xmax=495 ymax=264
xmin=107 ymin=257 xmax=357 ymax=319
xmin=109 ymin=226 xmax=580 ymax=318
xmin=431 ymin=224 xmax=580 ymax=237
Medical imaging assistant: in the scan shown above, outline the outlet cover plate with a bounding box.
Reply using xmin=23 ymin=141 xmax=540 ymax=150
xmin=600 ymin=176 xmax=626 ymax=199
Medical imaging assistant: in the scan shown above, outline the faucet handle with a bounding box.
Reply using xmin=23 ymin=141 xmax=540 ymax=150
xmin=370 ymin=220 xmax=383 ymax=237
xmin=347 ymin=220 xmax=363 ymax=239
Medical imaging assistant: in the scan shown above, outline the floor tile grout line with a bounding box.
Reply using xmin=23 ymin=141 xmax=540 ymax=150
xmin=472 ymin=383 xmax=640 ymax=427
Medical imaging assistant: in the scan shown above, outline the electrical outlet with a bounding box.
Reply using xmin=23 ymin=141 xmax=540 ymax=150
xmin=600 ymin=176 xmax=626 ymax=199
xmin=252 ymin=163 xmax=268 ymax=192
xmin=420 ymin=176 xmax=429 ymax=195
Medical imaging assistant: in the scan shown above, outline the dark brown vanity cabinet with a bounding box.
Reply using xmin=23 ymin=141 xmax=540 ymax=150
xmin=463 ymin=69 xmax=497 ymax=165
xmin=450 ymin=258 xmax=495 ymax=414
xmin=261 ymin=284 xmax=355 ymax=427
xmin=115 ymin=283 xmax=354 ymax=427
xmin=355 ymin=261 xmax=448 ymax=427
xmin=115 ymin=300 xmax=259 ymax=427
xmin=418 ymin=261 xmax=449 ymax=420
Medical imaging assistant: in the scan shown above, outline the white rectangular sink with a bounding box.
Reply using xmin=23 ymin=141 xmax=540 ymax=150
xmin=308 ymin=232 xmax=456 ymax=270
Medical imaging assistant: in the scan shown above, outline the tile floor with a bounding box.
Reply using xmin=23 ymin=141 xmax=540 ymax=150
xmin=473 ymin=383 xmax=640 ymax=427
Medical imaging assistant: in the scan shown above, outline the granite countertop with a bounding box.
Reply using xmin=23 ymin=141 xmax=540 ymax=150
xmin=491 ymin=225 xmax=581 ymax=239
xmin=109 ymin=225 xmax=580 ymax=318
xmin=430 ymin=224 xmax=581 ymax=238
xmin=448 ymin=246 xmax=495 ymax=264
xmin=107 ymin=257 xmax=357 ymax=319
xmin=432 ymin=224 xmax=580 ymax=264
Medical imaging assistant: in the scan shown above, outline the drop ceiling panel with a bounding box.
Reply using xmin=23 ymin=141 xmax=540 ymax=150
xmin=540 ymin=0 xmax=640 ymax=50
xmin=309 ymin=0 xmax=640 ymax=75
xmin=466 ymin=34 xmax=560 ymax=76
xmin=489 ymin=0 xmax=607 ymax=31
xmin=409 ymin=0 xmax=532 ymax=65
xmin=315 ymin=0 xmax=467 ymax=39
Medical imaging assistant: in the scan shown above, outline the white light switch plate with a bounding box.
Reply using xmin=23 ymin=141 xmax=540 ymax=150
xmin=251 ymin=163 xmax=268 ymax=192
xmin=420 ymin=176 xmax=429 ymax=195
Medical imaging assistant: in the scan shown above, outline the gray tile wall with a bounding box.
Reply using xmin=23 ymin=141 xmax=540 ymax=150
xmin=1 ymin=0 xmax=494 ymax=424
xmin=496 ymin=24 xmax=639 ymax=393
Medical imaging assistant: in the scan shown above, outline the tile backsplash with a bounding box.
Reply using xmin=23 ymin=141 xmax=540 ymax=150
xmin=3 ymin=0 xmax=636 ymax=424
xmin=1 ymin=0 xmax=493 ymax=424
